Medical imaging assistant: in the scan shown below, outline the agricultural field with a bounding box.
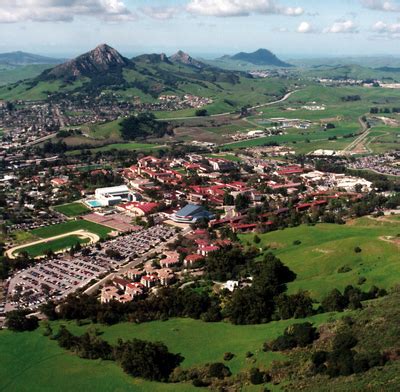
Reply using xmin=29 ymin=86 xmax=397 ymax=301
xmin=30 ymin=220 xmax=111 ymax=240
xmin=0 ymin=312 xmax=341 ymax=392
xmin=240 ymin=217 xmax=400 ymax=300
xmin=53 ymin=203 xmax=91 ymax=217
xmin=13 ymin=235 xmax=89 ymax=258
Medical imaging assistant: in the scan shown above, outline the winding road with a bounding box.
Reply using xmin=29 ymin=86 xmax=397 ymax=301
xmin=157 ymin=90 xmax=299 ymax=121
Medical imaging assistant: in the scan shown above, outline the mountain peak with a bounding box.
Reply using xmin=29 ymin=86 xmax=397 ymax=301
xmin=133 ymin=53 xmax=171 ymax=64
xmin=169 ymin=50 xmax=205 ymax=69
xmin=46 ymin=44 xmax=130 ymax=79
xmin=231 ymin=48 xmax=292 ymax=67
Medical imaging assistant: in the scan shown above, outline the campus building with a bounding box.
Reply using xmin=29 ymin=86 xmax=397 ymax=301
xmin=171 ymin=204 xmax=215 ymax=224
xmin=93 ymin=185 xmax=134 ymax=207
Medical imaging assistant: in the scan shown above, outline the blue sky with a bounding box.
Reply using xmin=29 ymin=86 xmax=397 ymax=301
xmin=0 ymin=0 xmax=400 ymax=58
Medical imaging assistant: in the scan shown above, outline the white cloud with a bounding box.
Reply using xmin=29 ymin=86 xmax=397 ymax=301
xmin=0 ymin=0 xmax=136 ymax=23
xmin=371 ymin=20 xmax=400 ymax=38
xmin=140 ymin=6 xmax=179 ymax=21
xmin=297 ymin=21 xmax=314 ymax=33
xmin=186 ymin=0 xmax=304 ymax=17
xmin=361 ymin=0 xmax=400 ymax=12
xmin=323 ymin=20 xmax=359 ymax=34
xmin=372 ymin=20 xmax=400 ymax=32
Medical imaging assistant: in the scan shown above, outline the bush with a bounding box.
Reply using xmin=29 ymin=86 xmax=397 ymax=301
xmin=338 ymin=265 xmax=352 ymax=273
xmin=354 ymin=246 xmax=362 ymax=253
xmin=5 ymin=310 xmax=39 ymax=332
xmin=266 ymin=322 xmax=318 ymax=352
xmin=223 ymin=352 xmax=235 ymax=361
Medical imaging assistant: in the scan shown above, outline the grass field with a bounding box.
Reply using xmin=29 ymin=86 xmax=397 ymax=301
xmin=0 ymin=312 xmax=341 ymax=392
xmin=53 ymin=203 xmax=91 ymax=217
xmin=13 ymin=235 xmax=89 ymax=258
xmin=31 ymin=220 xmax=111 ymax=240
xmin=240 ymin=217 xmax=400 ymax=300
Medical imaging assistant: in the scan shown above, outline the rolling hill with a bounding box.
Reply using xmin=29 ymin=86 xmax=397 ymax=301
xmin=0 ymin=51 xmax=62 ymax=66
xmin=230 ymin=48 xmax=293 ymax=67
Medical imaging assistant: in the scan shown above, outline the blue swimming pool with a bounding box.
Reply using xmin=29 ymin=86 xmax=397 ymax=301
xmin=86 ymin=200 xmax=103 ymax=208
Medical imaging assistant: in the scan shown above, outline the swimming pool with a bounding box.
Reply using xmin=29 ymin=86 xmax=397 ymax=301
xmin=86 ymin=200 xmax=103 ymax=208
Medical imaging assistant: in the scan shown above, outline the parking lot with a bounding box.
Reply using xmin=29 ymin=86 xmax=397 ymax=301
xmin=5 ymin=225 xmax=177 ymax=311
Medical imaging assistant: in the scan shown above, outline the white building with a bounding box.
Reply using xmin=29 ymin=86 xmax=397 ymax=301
xmin=94 ymin=185 xmax=133 ymax=206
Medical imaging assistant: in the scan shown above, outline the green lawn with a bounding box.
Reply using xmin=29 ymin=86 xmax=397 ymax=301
xmin=31 ymin=220 xmax=111 ymax=240
xmin=0 ymin=312 xmax=341 ymax=392
xmin=13 ymin=235 xmax=89 ymax=258
xmin=53 ymin=203 xmax=91 ymax=217
xmin=240 ymin=217 xmax=400 ymax=300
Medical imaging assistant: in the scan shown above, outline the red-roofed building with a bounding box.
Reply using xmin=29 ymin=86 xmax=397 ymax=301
xmin=184 ymin=254 xmax=205 ymax=267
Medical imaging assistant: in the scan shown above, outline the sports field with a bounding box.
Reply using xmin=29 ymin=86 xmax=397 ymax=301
xmin=13 ymin=235 xmax=89 ymax=258
xmin=31 ymin=220 xmax=111 ymax=239
xmin=53 ymin=203 xmax=91 ymax=217
xmin=0 ymin=312 xmax=340 ymax=392
xmin=240 ymin=217 xmax=400 ymax=299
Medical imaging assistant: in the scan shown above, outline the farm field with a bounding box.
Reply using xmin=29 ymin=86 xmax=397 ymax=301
xmin=240 ymin=217 xmax=400 ymax=300
xmin=53 ymin=202 xmax=91 ymax=217
xmin=0 ymin=312 xmax=341 ymax=392
xmin=13 ymin=235 xmax=89 ymax=258
xmin=30 ymin=220 xmax=111 ymax=240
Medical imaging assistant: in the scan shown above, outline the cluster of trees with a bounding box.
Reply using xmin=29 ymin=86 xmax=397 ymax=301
xmin=341 ymin=95 xmax=361 ymax=102
xmin=0 ymin=252 xmax=34 ymax=280
xmin=370 ymin=107 xmax=400 ymax=114
xmin=312 ymin=331 xmax=387 ymax=378
xmin=264 ymin=322 xmax=318 ymax=352
xmin=320 ymin=285 xmax=387 ymax=312
xmin=5 ymin=310 xmax=39 ymax=332
xmin=54 ymin=326 xmax=183 ymax=381
xmin=119 ymin=112 xmax=172 ymax=140
xmin=224 ymin=253 xmax=301 ymax=325
xmin=42 ymin=286 xmax=222 ymax=325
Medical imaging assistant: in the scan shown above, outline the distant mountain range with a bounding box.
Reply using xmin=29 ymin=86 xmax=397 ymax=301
xmin=0 ymin=44 xmax=248 ymax=100
xmin=0 ymin=51 xmax=63 ymax=66
xmin=227 ymin=49 xmax=292 ymax=67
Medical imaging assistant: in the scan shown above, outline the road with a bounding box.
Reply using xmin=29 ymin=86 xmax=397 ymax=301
xmin=157 ymin=90 xmax=299 ymax=122
xmin=342 ymin=116 xmax=370 ymax=154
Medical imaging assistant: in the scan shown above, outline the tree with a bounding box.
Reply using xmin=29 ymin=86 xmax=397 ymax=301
xmin=321 ymin=289 xmax=348 ymax=312
xmin=114 ymin=339 xmax=183 ymax=381
xmin=195 ymin=109 xmax=208 ymax=117
xmin=235 ymin=194 xmax=250 ymax=211
xmin=6 ymin=310 xmax=39 ymax=332
xmin=223 ymin=192 xmax=234 ymax=206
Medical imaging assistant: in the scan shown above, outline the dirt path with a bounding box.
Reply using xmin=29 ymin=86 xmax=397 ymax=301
xmin=6 ymin=230 xmax=100 ymax=259
xmin=379 ymin=236 xmax=400 ymax=247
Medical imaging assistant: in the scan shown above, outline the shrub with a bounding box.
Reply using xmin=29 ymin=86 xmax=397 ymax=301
xmin=223 ymin=352 xmax=235 ymax=361
xmin=338 ymin=265 xmax=352 ymax=273
xmin=354 ymin=246 xmax=362 ymax=253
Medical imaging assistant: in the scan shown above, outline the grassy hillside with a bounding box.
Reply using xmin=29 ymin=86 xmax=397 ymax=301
xmin=0 ymin=64 xmax=53 ymax=86
xmin=240 ymin=216 xmax=400 ymax=300
xmin=0 ymin=312 xmax=341 ymax=392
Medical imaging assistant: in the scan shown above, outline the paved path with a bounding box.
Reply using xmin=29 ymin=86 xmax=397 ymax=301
xmin=6 ymin=230 xmax=100 ymax=259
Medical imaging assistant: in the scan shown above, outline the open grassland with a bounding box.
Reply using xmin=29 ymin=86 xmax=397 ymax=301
xmin=0 ymin=312 xmax=341 ymax=392
xmin=0 ymin=64 xmax=53 ymax=86
xmin=30 ymin=220 xmax=111 ymax=240
xmin=240 ymin=217 xmax=400 ymax=300
xmin=254 ymin=85 xmax=400 ymax=122
xmin=13 ymin=235 xmax=89 ymax=258
xmin=53 ymin=203 xmax=91 ymax=217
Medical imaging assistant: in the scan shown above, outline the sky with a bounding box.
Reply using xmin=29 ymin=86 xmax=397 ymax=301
xmin=1 ymin=0 xmax=400 ymax=58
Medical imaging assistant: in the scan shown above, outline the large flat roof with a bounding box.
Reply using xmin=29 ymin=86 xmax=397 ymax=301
xmin=96 ymin=185 xmax=129 ymax=194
